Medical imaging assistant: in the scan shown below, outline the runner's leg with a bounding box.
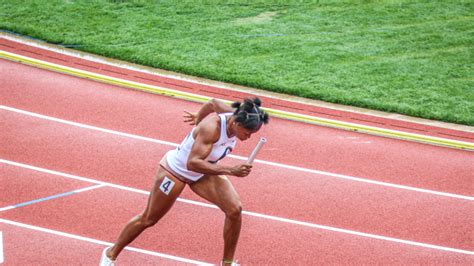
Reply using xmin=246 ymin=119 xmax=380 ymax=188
xmin=107 ymin=168 xmax=186 ymax=260
xmin=189 ymin=175 xmax=242 ymax=263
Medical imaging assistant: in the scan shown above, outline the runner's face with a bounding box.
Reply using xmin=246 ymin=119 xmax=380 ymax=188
xmin=235 ymin=123 xmax=260 ymax=141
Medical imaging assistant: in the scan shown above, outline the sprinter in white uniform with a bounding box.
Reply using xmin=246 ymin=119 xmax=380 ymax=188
xmin=101 ymin=98 xmax=269 ymax=266
xmin=164 ymin=112 xmax=237 ymax=183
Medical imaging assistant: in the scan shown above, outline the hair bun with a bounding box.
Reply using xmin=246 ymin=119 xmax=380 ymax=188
xmin=253 ymin=97 xmax=262 ymax=107
xmin=231 ymin=101 xmax=241 ymax=109
xmin=243 ymin=98 xmax=254 ymax=108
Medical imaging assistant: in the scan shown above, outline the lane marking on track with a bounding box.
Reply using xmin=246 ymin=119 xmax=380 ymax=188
xmin=1 ymin=105 xmax=473 ymax=201
xmin=0 ymin=184 xmax=104 ymax=212
xmin=0 ymin=231 xmax=3 ymax=263
xmin=1 ymin=50 xmax=473 ymax=151
xmin=1 ymin=159 xmax=473 ymax=256
xmin=0 ymin=219 xmax=212 ymax=265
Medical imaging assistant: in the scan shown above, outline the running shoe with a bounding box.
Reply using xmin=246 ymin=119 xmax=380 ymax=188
xmin=99 ymin=247 xmax=115 ymax=266
xmin=222 ymin=260 xmax=240 ymax=266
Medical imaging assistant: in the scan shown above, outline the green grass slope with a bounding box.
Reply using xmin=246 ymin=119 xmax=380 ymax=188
xmin=1 ymin=1 xmax=473 ymax=125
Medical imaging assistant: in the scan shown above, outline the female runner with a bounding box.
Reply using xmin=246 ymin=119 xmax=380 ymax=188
xmin=100 ymin=97 xmax=269 ymax=265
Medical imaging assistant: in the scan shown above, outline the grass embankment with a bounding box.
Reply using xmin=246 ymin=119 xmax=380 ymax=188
xmin=1 ymin=1 xmax=473 ymax=125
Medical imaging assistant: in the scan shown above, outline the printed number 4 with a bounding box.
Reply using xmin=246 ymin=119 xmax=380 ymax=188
xmin=161 ymin=181 xmax=171 ymax=192
xmin=160 ymin=176 xmax=175 ymax=195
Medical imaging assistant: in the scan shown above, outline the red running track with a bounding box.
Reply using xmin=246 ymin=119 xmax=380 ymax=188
xmin=2 ymin=36 xmax=473 ymax=142
xmin=1 ymin=58 xmax=473 ymax=264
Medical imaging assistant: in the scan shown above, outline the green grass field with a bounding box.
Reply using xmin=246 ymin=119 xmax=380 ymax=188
xmin=1 ymin=1 xmax=473 ymax=125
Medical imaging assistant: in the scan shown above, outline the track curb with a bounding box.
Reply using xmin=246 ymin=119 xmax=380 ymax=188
xmin=2 ymin=49 xmax=473 ymax=151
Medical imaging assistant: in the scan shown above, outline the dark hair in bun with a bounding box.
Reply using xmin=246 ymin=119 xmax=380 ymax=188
xmin=232 ymin=97 xmax=269 ymax=130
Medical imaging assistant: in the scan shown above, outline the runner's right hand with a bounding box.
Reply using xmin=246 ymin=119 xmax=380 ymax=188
xmin=229 ymin=164 xmax=252 ymax=177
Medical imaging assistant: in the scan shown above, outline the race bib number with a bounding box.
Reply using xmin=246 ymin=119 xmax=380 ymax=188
xmin=160 ymin=176 xmax=175 ymax=195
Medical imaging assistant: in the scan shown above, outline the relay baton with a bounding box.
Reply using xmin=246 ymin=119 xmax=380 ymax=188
xmin=246 ymin=137 xmax=266 ymax=164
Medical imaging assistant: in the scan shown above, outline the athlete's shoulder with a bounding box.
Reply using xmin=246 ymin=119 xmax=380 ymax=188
xmin=194 ymin=113 xmax=220 ymax=143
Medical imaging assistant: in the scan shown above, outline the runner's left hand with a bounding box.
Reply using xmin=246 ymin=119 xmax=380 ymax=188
xmin=183 ymin=111 xmax=198 ymax=125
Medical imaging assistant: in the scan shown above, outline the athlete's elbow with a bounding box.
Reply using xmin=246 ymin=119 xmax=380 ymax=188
xmin=186 ymin=159 xmax=200 ymax=172
xmin=209 ymin=99 xmax=219 ymax=112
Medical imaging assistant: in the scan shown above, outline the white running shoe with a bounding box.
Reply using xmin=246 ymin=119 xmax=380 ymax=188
xmin=221 ymin=260 xmax=240 ymax=266
xmin=99 ymin=247 xmax=116 ymax=266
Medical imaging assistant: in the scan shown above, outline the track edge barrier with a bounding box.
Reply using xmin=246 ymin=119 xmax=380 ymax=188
xmin=1 ymin=50 xmax=473 ymax=151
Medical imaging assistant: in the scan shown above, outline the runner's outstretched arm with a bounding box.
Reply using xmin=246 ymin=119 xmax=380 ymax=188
xmin=184 ymin=99 xmax=234 ymax=125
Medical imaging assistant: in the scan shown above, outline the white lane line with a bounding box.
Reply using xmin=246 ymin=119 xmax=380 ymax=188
xmin=0 ymin=219 xmax=212 ymax=265
xmin=243 ymin=212 xmax=474 ymax=256
xmin=1 ymin=159 xmax=473 ymax=256
xmin=248 ymin=158 xmax=474 ymax=201
xmin=0 ymin=105 xmax=178 ymax=147
xmin=0 ymin=231 xmax=3 ymax=263
xmin=73 ymin=184 xmax=105 ymax=193
xmin=1 ymin=105 xmax=472 ymax=201
xmin=0 ymin=184 xmax=105 ymax=212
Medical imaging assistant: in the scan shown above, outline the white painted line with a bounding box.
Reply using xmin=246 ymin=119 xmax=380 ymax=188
xmin=0 ymin=206 xmax=15 ymax=212
xmin=243 ymin=212 xmax=474 ymax=256
xmin=73 ymin=184 xmax=105 ymax=193
xmin=0 ymin=231 xmax=3 ymax=263
xmin=0 ymin=184 xmax=105 ymax=212
xmin=0 ymin=105 xmax=178 ymax=147
xmin=1 ymin=159 xmax=473 ymax=255
xmin=0 ymin=218 xmax=212 ymax=265
xmin=2 ymin=105 xmax=472 ymax=201
xmin=0 ymin=159 xmax=148 ymax=195
xmin=248 ymin=158 xmax=474 ymax=201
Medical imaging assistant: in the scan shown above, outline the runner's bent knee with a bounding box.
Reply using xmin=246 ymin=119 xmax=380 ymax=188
xmin=139 ymin=213 xmax=160 ymax=227
xmin=224 ymin=201 xmax=242 ymax=220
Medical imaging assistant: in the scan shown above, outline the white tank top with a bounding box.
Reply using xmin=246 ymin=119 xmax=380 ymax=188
xmin=165 ymin=113 xmax=237 ymax=181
